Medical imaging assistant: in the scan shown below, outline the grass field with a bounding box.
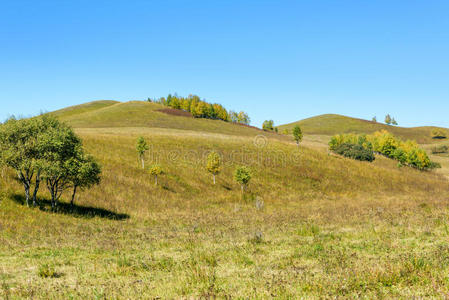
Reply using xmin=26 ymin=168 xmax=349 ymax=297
xmin=279 ymin=114 xmax=448 ymax=144
xmin=2 ymin=101 xmax=449 ymax=298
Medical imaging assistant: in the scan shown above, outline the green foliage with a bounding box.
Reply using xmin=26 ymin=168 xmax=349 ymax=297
xmin=262 ymin=120 xmax=274 ymax=131
xmin=136 ymin=137 xmax=149 ymax=169
xmin=292 ymin=125 xmax=303 ymax=146
xmin=385 ymin=114 xmax=392 ymax=125
xmin=282 ymin=129 xmax=289 ymax=135
xmin=234 ymin=166 xmax=252 ymax=191
xmin=372 ymin=116 xmax=377 ymax=122
xmin=329 ymin=130 xmax=436 ymax=170
xmin=431 ymin=145 xmax=448 ymax=154
xmin=38 ymin=264 xmax=59 ymax=278
xmin=152 ymin=94 xmax=247 ymax=124
xmin=334 ymin=143 xmax=375 ymax=162
xmin=431 ymin=129 xmax=447 ymax=139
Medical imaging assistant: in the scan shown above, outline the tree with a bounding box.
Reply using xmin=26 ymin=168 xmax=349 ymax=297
xmin=149 ymin=164 xmax=163 ymax=185
xmin=237 ymin=111 xmax=251 ymax=125
xmin=234 ymin=166 xmax=252 ymax=193
xmin=229 ymin=110 xmax=239 ymax=123
xmin=136 ymin=137 xmax=149 ymax=169
xmin=292 ymin=125 xmax=303 ymax=147
xmin=206 ymin=151 xmax=221 ymax=185
xmin=391 ymin=118 xmax=398 ymax=126
xmin=282 ymin=129 xmax=289 ymax=135
xmin=67 ymin=153 xmax=101 ymax=207
xmin=372 ymin=116 xmax=377 ymax=122
xmin=262 ymin=120 xmax=274 ymax=131
xmin=385 ymin=114 xmax=392 ymax=125
xmin=39 ymin=121 xmax=83 ymax=209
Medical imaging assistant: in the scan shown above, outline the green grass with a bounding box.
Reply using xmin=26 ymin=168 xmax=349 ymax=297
xmin=279 ymin=114 xmax=448 ymax=143
xmin=2 ymin=103 xmax=449 ymax=298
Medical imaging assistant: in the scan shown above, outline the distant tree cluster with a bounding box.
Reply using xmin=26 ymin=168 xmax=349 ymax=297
xmin=262 ymin=120 xmax=274 ymax=131
xmin=329 ymin=130 xmax=439 ymax=170
xmin=431 ymin=129 xmax=447 ymax=139
xmin=148 ymin=94 xmax=251 ymax=125
xmin=384 ymin=114 xmax=398 ymax=125
xmin=0 ymin=116 xmax=101 ymax=208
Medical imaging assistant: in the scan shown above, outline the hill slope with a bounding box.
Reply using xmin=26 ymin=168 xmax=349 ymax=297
xmin=279 ymin=114 xmax=448 ymax=143
xmin=51 ymin=100 xmax=277 ymax=138
xmin=2 ymin=103 xmax=449 ymax=298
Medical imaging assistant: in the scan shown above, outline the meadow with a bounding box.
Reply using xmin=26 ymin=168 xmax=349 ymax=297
xmin=1 ymin=101 xmax=449 ymax=298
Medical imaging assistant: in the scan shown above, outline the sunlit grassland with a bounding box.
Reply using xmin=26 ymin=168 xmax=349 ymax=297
xmin=1 ymin=123 xmax=449 ymax=298
xmin=279 ymin=113 xmax=448 ymax=144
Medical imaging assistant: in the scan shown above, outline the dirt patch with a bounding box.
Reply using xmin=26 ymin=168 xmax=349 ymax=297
xmin=158 ymin=108 xmax=193 ymax=118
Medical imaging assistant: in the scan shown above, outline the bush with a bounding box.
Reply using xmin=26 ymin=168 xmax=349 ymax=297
xmin=431 ymin=129 xmax=447 ymax=139
xmin=38 ymin=264 xmax=60 ymax=278
xmin=431 ymin=145 xmax=448 ymax=154
xmin=334 ymin=143 xmax=375 ymax=162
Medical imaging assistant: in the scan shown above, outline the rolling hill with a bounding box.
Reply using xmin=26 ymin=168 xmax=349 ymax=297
xmin=2 ymin=101 xmax=449 ymax=298
xmin=279 ymin=114 xmax=448 ymax=143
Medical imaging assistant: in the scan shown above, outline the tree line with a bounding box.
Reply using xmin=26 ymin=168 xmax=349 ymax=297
xmin=148 ymin=94 xmax=251 ymax=125
xmin=329 ymin=130 xmax=439 ymax=170
xmin=0 ymin=116 xmax=101 ymax=208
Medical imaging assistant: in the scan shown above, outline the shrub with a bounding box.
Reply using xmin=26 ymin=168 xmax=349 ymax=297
xmin=262 ymin=120 xmax=274 ymax=131
xmin=431 ymin=129 xmax=447 ymax=139
xmin=234 ymin=166 xmax=252 ymax=192
xmin=334 ymin=143 xmax=375 ymax=162
xmin=431 ymin=145 xmax=448 ymax=154
xmin=149 ymin=164 xmax=163 ymax=185
xmin=38 ymin=264 xmax=59 ymax=278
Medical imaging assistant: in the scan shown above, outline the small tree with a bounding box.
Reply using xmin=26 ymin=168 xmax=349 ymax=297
xmin=262 ymin=120 xmax=274 ymax=131
xmin=136 ymin=137 xmax=149 ymax=169
xmin=372 ymin=116 xmax=377 ymax=122
xmin=385 ymin=114 xmax=392 ymax=125
xmin=149 ymin=164 xmax=163 ymax=185
xmin=234 ymin=166 xmax=252 ymax=193
xmin=392 ymin=118 xmax=398 ymax=126
xmin=292 ymin=125 xmax=303 ymax=147
xmin=206 ymin=151 xmax=221 ymax=185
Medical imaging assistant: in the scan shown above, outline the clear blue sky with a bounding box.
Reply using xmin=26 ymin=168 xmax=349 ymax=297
xmin=1 ymin=0 xmax=448 ymax=128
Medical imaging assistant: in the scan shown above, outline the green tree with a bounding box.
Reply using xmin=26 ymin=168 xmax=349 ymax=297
xmin=67 ymin=153 xmax=101 ymax=207
xmin=262 ymin=120 xmax=274 ymax=131
xmin=391 ymin=118 xmax=398 ymax=126
xmin=206 ymin=151 xmax=221 ymax=185
xmin=229 ymin=110 xmax=239 ymax=123
xmin=372 ymin=116 xmax=377 ymax=122
xmin=385 ymin=114 xmax=392 ymax=125
xmin=237 ymin=111 xmax=251 ymax=125
xmin=149 ymin=164 xmax=163 ymax=185
xmin=292 ymin=125 xmax=303 ymax=147
xmin=234 ymin=166 xmax=252 ymax=193
xmin=39 ymin=121 xmax=83 ymax=209
xmin=136 ymin=137 xmax=149 ymax=169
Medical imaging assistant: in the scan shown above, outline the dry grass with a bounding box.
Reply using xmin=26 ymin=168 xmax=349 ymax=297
xmin=1 ymin=121 xmax=449 ymax=298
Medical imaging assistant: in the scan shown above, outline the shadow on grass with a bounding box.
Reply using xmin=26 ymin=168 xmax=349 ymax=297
xmin=11 ymin=194 xmax=129 ymax=220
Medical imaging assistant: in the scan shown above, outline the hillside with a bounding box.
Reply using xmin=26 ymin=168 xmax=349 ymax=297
xmin=2 ymin=103 xmax=449 ymax=298
xmin=279 ymin=114 xmax=448 ymax=144
xmin=51 ymin=100 xmax=275 ymax=138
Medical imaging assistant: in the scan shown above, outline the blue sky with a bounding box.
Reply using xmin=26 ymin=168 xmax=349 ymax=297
xmin=1 ymin=0 xmax=448 ymax=128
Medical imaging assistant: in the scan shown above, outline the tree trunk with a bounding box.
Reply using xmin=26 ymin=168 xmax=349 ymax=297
xmin=155 ymin=175 xmax=158 ymax=186
xmin=141 ymin=157 xmax=145 ymax=169
xmin=213 ymin=174 xmax=216 ymax=185
xmin=32 ymin=170 xmax=41 ymax=206
xmin=241 ymin=184 xmax=244 ymax=193
xmin=71 ymin=185 xmax=77 ymax=207
xmin=24 ymin=183 xmax=30 ymax=207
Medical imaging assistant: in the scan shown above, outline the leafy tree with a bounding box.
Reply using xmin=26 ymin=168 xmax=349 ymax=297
xmin=136 ymin=137 xmax=149 ymax=169
xmin=237 ymin=111 xmax=251 ymax=125
xmin=39 ymin=121 xmax=83 ymax=209
xmin=229 ymin=110 xmax=239 ymax=123
xmin=262 ymin=120 xmax=274 ymax=131
xmin=206 ymin=151 xmax=221 ymax=185
xmin=67 ymin=153 xmax=101 ymax=207
xmin=385 ymin=114 xmax=392 ymax=125
xmin=292 ymin=125 xmax=303 ymax=147
xmin=372 ymin=116 xmax=377 ymax=122
xmin=234 ymin=166 xmax=252 ymax=193
xmin=391 ymin=118 xmax=398 ymax=125
xmin=149 ymin=164 xmax=163 ymax=185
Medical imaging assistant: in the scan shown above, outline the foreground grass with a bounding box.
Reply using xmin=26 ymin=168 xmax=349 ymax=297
xmin=1 ymin=127 xmax=449 ymax=298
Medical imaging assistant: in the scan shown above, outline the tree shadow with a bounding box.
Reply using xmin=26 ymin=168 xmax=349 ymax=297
xmin=11 ymin=194 xmax=129 ymax=220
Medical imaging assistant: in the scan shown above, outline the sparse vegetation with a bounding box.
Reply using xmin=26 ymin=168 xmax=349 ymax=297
xmin=431 ymin=145 xmax=448 ymax=154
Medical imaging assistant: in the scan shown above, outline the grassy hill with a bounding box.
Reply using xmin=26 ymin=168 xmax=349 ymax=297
xmin=2 ymin=102 xmax=449 ymax=298
xmin=279 ymin=114 xmax=448 ymax=143
xmin=51 ymin=100 xmax=276 ymax=138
